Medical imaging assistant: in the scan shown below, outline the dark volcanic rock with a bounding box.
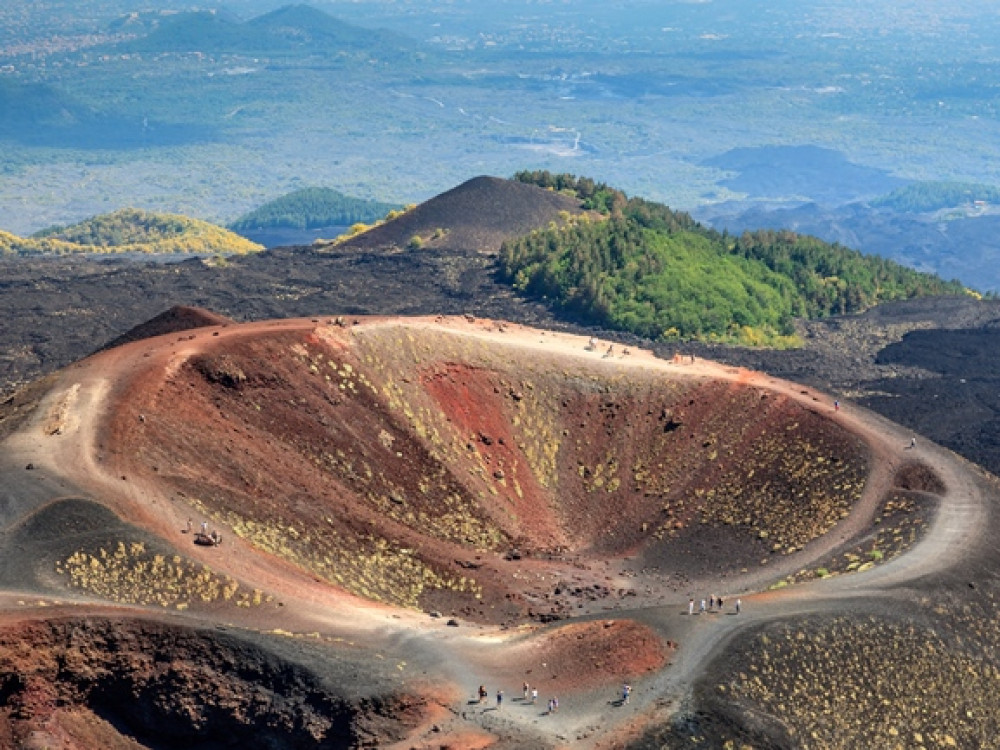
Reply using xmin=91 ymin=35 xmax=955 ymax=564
xmin=0 ymin=617 xmax=425 ymax=748
xmin=333 ymin=175 xmax=583 ymax=254
xmin=0 ymin=245 xmax=573 ymax=394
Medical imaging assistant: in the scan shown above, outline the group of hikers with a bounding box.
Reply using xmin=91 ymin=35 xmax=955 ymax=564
xmin=478 ymin=683 xmax=555 ymax=714
xmin=585 ymin=337 xmax=631 ymax=358
xmin=186 ymin=518 xmax=222 ymax=546
xmin=688 ymin=595 xmax=741 ymax=615
xmin=478 ymin=680 xmax=642 ymax=715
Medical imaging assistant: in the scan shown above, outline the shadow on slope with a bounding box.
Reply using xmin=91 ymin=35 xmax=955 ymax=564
xmin=0 ymin=616 xmax=426 ymax=749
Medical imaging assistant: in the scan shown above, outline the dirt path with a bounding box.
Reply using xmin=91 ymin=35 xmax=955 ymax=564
xmin=0 ymin=314 xmax=993 ymax=749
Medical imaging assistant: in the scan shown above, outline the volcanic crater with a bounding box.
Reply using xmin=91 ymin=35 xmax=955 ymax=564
xmin=95 ymin=316 xmax=872 ymax=622
xmin=0 ymin=312 xmax=982 ymax=749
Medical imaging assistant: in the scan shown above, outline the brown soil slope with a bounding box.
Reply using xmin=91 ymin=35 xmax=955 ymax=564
xmin=331 ymin=175 xmax=584 ymax=254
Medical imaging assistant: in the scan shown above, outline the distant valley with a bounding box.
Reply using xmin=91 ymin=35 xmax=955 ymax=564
xmin=2 ymin=1 xmax=1000 ymax=289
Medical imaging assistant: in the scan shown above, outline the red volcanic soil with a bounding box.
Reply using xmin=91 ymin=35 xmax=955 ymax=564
xmin=4 ymin=312 xmax=974 ymax=750
xmin=93 ymin=317 xmax=869 ymax=626
xmin=0 ymin=613 xmax=430 ymax=750
xmin=100 ymin=305 xmax=233 ymax=352
xmin=502 ymin=620 xmax=669 ymax=694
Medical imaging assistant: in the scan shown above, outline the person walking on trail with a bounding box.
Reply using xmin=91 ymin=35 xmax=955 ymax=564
xmin=531 ymin=687 xmax=538 ymax=704
xmin=910 ymin=436 xmax=917 ymax=449
xmin=523 ymin=681 xmax=529 ymax=700
xmin=736 ymin=598 xmax=742 ymax=615
xmin=700 ymin=598 xmax=706 ymax=614
xmin=496 ymin=689 xmax=503 ymax=710
xmin=834 ymin=399 xmax=840 ymax=412
xmin=688 ymin=598 xmax=694 ymax=616
xmin=478 ymin=685 xmax=487 ymax=703
xmin=622 ymin=683 xmax=632 ymax=705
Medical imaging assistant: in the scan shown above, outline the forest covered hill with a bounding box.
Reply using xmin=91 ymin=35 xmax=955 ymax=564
xmin=501 ymin=173 xmax=971 ymax=345
xmin=228 ymin=187 xmax=402 ymax=232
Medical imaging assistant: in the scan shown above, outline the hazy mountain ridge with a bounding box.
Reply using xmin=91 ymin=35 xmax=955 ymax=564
xmin=122 ymin=4 xmax=419 ymax=59
xmin=703 ymin=145 xmax=909 ymax=205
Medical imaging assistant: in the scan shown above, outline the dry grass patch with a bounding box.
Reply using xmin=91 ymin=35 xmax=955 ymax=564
xmin=724 ymin=616 xmax=996 ymax=749
xmin=55 ymin=541 xmax=268 ymax=609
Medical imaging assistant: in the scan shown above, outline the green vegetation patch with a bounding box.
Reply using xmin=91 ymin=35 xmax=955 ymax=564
xmin=229 ymin=187 xmax=402 ymax=231
xmin=503 ymin=172 xmax=969 ymax=345
xmin=6 ymin=208 xmax=263 ymax=255
xmin=871 ymin=180 xmax=1000 ymax=213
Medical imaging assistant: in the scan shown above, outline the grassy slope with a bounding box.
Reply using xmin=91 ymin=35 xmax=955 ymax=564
xmin=2 ymin=208 xmax=262 ymax=255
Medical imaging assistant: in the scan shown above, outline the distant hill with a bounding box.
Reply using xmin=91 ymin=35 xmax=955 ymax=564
xmin=703 ymin=145 xmax=908 ymax=206
xmin=0 ymin=79 xmax=213 ymax=149
xmin=500 ymin=172 xmax=970 ymax=345
xmin=126 ymin=4 xmax=418 ymax=60
xmin=1 ymin=209 xmax=263 ymax=255
xmin=331 ymin=175 xmax=584 ymax=254
xmin=229 ymin=187 xmax=402 ymax=232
